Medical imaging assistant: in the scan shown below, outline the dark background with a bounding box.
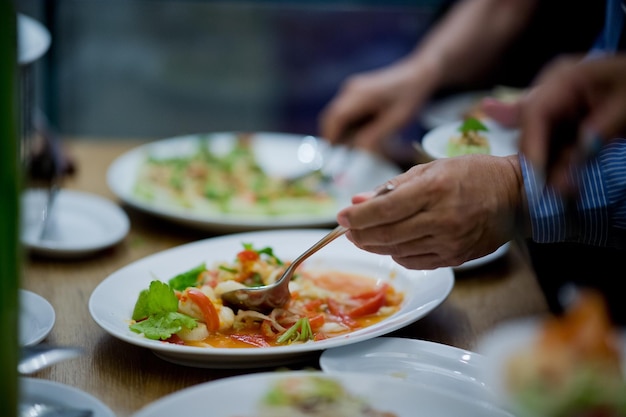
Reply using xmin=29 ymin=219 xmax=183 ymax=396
xmin=16 ymin=0 xmax=605 ymax=143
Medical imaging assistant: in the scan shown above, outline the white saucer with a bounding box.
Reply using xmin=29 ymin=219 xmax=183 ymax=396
xmin=421 ymin=119 xmax=519 ymax=160
xmin=21 ymin=189 xmax=130 ymax=258
xmin=454 ymin=242 xmax=510 ymax=272
xmin=320 ymin=337 xmax=498 ymax=405
xmin=20 ymin=377 xmax=115 ymax=417
xmin=19 ymin=289 xmax=55 ymax=346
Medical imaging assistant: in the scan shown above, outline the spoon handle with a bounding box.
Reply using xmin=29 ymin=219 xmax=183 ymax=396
xmin=288 ymin=225 xmax=347 ymax=272
xmin=288 ymin=182 xmax=395 ymax=271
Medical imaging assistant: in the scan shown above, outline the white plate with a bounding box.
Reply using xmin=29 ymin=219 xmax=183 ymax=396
xmin=89 ymin=229 xmax=454 ymax=369
xmin=106 ymin=132 xmax=402 ymax=233
xmin=320 ymin=337 xmax=497 ymax=404
xmin=19 ymin=289 xmax=55 ymax=346
xmin=20 ymin=189 xmax=130 ymax=258
xmin=476 ymin=318 xmax=626 ymax=415
xmin=18 ymin=14 xmax=51 ymax=65
xmin=20 ymin=377 xmax=115 ymax=417
xmin=454 ymin=242 xmax=510 ymax=272
xmin=421 ymin=119 xmax=519 ymax=160
xmin=132 ymin=370 xmax=513 ymax=417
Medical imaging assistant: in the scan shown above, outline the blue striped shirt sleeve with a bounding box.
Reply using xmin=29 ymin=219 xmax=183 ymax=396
xmin=520 ymin=138 xmax=626 ymax=248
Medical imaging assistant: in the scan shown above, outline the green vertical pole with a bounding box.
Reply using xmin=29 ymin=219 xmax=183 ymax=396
xmin=0 ymin=1 xmax=21 ymax=416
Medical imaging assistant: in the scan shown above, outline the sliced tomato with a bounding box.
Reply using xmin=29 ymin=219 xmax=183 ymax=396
xmin=229 ymin=334 xmax=271 ymax=347
xmin=303 ymin=299 xmax=324 ymax=312
xmin=163 ymin=334 xmax=185 ymax=345
xmin=237 ymin=249 xmax=259 ymax=263
xmin=307 ymin=313 xmax=325 ymax=330
xmin=187 ymin=288 xmax=220 ymax=332
xmin=314 ymin=332 xmax=328 ymax=341
xmin=347 ymin=290 xmax=386 ymax=318
xmin=327 ymin=298 xmax=357 ymax=328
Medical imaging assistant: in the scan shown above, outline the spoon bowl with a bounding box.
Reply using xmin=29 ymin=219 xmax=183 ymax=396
xmin=19 ymin=344 xmax=84 ymax=375
xmin=220 ymin=183 xmax=395 ymax=313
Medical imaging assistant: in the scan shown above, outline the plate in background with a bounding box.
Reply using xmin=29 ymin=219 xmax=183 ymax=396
xmin=21 ymin=189 xmax=130 ymax=258
xmin=421 ymin=120 xmax=519 ymax=160
xmin=454 ymin=242 xmax=510 ymax=272
xmin=106 ymin=132 xmax=402 ymax=233
xmin=19 ymin=289 xmax=55 ymax=346
xmin=89 ymin=229 xmax=454 ymax=368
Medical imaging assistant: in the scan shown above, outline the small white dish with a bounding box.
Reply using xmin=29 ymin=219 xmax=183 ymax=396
xmin=21 ymin=189 xmax=130 ymax=258
xmin=132 ymin=370 xmax=513 ymax=417
xmin=20 ymin=377 xmax=115 ymax=417
xmin=106 ymin=132 xmax=402 ymax=233
xmin=421 ymin=120 xmax=519 ymax=160
xmin=454 ymin=242 xmax=510 ymax=272
xmin=19 ymin=289 xmax=55 ymax=346
xmin=89 ymin=229 xmax=454 ymax=369
xmin=320 ymin=337 xmax=497 ymax=404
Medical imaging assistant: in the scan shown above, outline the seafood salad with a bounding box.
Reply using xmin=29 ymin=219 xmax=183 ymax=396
xmin=237 ymin=374 xmax=398 ymax=417
xmin=132 ymin=133 xmax=335 ymax=218
xmin=504 ymin=289 xmax=626 ymax=417
xmin=129 ymin=243 xmax=404 ymax=348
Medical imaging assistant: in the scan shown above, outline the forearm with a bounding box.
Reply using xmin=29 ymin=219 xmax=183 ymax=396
xmin=409 ymin=0 xmax=540 ymax=90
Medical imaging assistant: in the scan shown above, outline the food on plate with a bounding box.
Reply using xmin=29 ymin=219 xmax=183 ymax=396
xmin=505 ymin=289 xmax=626 ymax=417
xmin=237 ymin=374 xmax=398 ymax=417
xmin=132 ymin=133 xmax=335 ymax=217
xmin=462 ymin=85 xmax=523 ymax=120
xmin=129 ymin=243 xmax=404 ymax=348
xmin=446 ymin=117 xmax=491 ymax=157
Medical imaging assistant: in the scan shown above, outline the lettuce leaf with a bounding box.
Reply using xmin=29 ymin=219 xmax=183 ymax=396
xmin=129 ymin=280 xmax=197 ymax=340
xmin=129 ymin=311 xmax=197 ymax=340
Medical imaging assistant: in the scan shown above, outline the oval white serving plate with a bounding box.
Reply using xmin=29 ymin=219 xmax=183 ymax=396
xmin=106 ymin=132 xmax=402 ymax=232
xmin=89 ymin=229 xmax=454 ymax=368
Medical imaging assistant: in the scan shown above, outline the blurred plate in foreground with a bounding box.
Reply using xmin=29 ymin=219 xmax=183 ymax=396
xmin=132 ymin=370 xmax=513 ymax=417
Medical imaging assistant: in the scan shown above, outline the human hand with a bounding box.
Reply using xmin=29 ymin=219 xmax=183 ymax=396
xmin=318 ymin=58 xmax=436 ymax=153
xmin=518 ymin=54 xmax=626 ymax=191
xmin=336 ymin=154 xmax=523 ymax=270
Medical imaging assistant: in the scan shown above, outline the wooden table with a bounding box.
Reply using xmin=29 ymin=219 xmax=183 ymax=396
xmin=21 ymin=138 xmax=549 ymax=417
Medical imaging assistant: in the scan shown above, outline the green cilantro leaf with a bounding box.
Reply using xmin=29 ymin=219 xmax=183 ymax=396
xmin=130 ymin=280 xmax=198 ymax=340
xmin=129 ymin=311 xmax=197 ymax=340
xmin=168 ymin=263 xmax=206 ymax=291
xmin=459 ymin=117 xmax=489 ymax=133
xmin=131 ymin=280 xmax=179 ymax=321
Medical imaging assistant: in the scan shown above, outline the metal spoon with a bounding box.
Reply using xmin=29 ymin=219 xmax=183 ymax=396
xmin=20 ymin=403 xmax=93 ymax=417
xmin=39 ymin=181 xmax=60 ymax=241
xmin=221 ymin=183 xmax=395 ymax=313
xmin=19 ymin=344 xmax=84 ymax=375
